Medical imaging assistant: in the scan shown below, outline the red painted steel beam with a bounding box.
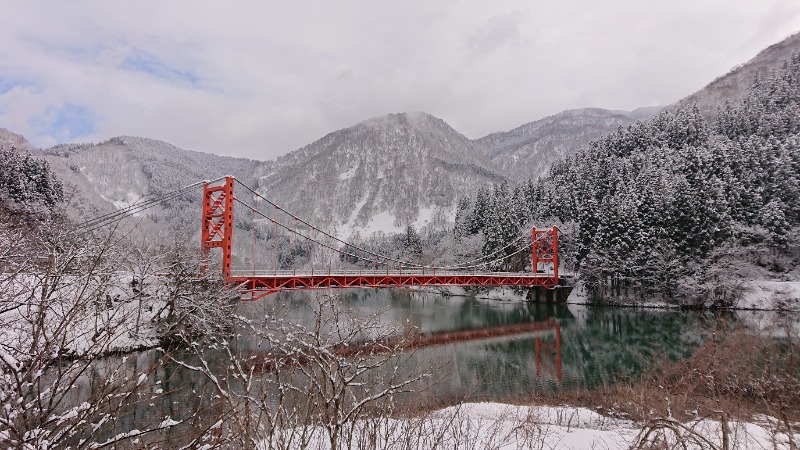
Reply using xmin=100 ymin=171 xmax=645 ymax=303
xmin=229 ymin=273 xmax=561 ymax=300
xmin=201 ymin=176 xmax=235 ymax=278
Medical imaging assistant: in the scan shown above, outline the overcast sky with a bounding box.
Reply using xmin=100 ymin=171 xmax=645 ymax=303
xmin=1 ymin=1 xmax=800 ymax=160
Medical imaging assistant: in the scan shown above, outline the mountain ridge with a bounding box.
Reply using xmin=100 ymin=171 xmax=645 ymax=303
xmin=255 ymin=111 xmax=504 ymax=237
xmin=6 ymin=29 xmax=800 ymax=237
xmin=472 ymin=107 xmax=661 ymax=181
xmin=674 ymin=31 xmax=800 ymax=120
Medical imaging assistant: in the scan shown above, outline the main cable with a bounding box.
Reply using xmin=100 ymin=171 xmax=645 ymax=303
xmin=234 ymin=179 xmax=426 ymax=269
xmin=74 ymin=179 xmax=214 ymax=230
xmin=235 ymin=178 xmax=547 ymax=273
xmin=72 ymin=178 xmax=225 ymax=236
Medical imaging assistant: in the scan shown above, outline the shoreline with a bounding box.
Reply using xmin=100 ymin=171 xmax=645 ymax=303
xmin=409 ymin=279 xmax=800 ymax=312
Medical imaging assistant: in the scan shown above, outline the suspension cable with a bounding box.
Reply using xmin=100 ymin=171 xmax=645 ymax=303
xmin=235 ymin=177 xmax=549 ymax=272
xmin=73 ymin=178 xmax=219 ymax=231
xmin=234 ymin=179 xmax=426 ymax=269
xmin=72 ymin=189 xmax=198 ymax=236
xmin=434 ymin=234 xmax=528 ymax=270
xmin=238 ymin=196 xmax=542 ymax=273
xmin=237 ymin=197 xmax=412 ymax=269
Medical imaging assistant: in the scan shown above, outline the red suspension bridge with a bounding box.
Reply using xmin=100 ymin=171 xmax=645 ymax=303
xmin=72 ymin=176 xmax=563 ymax=299
xmin=200 ymin=176 xmax=563 ymax=300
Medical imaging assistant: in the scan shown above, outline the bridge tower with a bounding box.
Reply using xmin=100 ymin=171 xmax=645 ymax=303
xmin=531 ymin=227 xmax=558 ymax=280
xmin=201 ymin=176 xmax=235 ymax=278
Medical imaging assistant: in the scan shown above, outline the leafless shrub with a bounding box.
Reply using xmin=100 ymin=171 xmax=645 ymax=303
xmin=173 ymin=292 xmax=447 ymax=449
xmin=0 ymin=212 xmax=237 ymax=448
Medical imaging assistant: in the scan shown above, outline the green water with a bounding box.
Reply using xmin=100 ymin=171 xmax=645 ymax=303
xmin=63 ymin=288 xmax=795 ymax=447
xmin=233 ymin=289 xmax=729 ymax=401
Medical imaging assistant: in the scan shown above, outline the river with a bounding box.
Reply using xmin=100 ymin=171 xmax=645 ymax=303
xmin=66 ymin=288 xmax=799 ymax=446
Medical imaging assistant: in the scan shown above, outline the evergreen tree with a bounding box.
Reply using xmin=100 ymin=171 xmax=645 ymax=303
xmin=457 ymin=52 xmax=800 ymax=298
xmin=453 ymin=197 xmax=472 ymax=238
xmin=468 ymin=187 xmax=490 ymax=234
xmin=0 ymin=146 xmax=63 ymax=209
xmin=403 ymin=225 xmax=423 ymax=258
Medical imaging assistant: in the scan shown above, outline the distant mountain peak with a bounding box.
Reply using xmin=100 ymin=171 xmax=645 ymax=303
xmin=256 ymin=111 xmax=503 ymax=237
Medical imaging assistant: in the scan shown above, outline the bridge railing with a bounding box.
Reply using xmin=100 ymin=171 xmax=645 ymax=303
xmin=228 ymin=269 xmax=557 ymax=278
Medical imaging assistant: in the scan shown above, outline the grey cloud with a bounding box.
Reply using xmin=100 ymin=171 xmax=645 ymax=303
xmin=0 ymin=1 xmax=799 ymax=160
xmin=466 ymin=12 xmax=527 ymax=56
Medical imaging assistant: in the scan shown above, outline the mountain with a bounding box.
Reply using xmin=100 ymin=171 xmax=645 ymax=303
xmin=675 ymin=31 xmax=800 ymax=121
xmin=473 ymin=107 xmax=661 ymax=182
xmin=0 ymin=128 xmax=35 ymax=151
xmin=254 ymin=111 xmax=505 ymax=237
xmin=39 ymin=136 xmax=261 ymax=241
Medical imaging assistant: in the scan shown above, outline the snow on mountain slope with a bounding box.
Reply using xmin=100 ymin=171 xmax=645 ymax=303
xmin=473 ymin=108 xmax=660 ymax=182
xmin=40 ymin=136 xmax=262 ymax=237
xmin=3 ymin=105 xmax=661 ymax=240
xmin=254 ymin=112 xmax=505 ymax=237
xmin=674 ymin=31 xmax=800 ymax=121
xmin=0 ymin=128 xmax=35 ymax=152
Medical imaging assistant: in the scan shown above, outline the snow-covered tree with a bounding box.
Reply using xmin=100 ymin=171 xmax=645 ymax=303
xmin=0 ymin=146 xmax=63 ymax=209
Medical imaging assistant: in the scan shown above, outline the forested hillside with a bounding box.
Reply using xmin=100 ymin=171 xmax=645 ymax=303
xmin=255 ymin=112 xmax=504 ymax=237
xmin=676 ymin=31 xmax=800 ymax=122
xmin=459 ymin=54 xmax=800 ymax=305
xmin=0 ymin=147 xmax=63 ymax=210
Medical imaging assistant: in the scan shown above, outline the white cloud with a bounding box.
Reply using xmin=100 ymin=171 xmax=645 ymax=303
xmin=0 ymin=0 xmax=799 ymax=159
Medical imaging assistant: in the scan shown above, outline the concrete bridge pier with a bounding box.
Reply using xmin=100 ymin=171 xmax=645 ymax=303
xmin=527 ymin=284 xmax=573 ymax=303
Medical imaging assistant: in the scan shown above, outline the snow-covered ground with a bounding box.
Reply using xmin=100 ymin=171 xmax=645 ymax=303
xmin=739 ymin=280 xmax=800 ymax=311
xmin=0 ymin=273 xmax=168 ymax=365
xmin=259 ymin=402 xmax=798 ymax=449
xmin=565 ymin=280 xmax=800 ymax=311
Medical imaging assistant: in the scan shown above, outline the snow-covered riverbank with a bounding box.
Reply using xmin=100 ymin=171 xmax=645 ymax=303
xmin=415 ymin=279 xmax=800 ymax=311
xmin=567 ymin=279 xmax=800 ymax=311
xmin=259 ymin=402 xmax=798 ymax=449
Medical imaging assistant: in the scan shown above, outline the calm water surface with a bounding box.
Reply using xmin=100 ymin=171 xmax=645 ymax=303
xmin=232 ymin=289 xmax=736 ymax=399
xmin=73 ymin=288 xmax=797 ymax=445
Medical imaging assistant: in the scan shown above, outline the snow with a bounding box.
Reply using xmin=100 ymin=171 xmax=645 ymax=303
xmin=158 ymin=417 xmax=180 ymax=428
xmin=362 ymin=210 xmax=402 ymax=235
xmin=412 ymin=207 xmax=436 ymax=229
xmin=739 ymin=281 xmax=800 ymax=311
xmin=110 ymin=191 xmax=142 ymax=210
xmin=258 ymin=402 xmax=798 ymax=449
xmin=338 ymin=166 xmax=357 ymax=180
xmin=566 ymin=280 xmax=589 ymax=303
xmin=565 ymin=279 xmax=800 ymax=311
xmin=95 ymin=190 xmax=144 ymax=214
xmin=0 ymin=273 xmax=165 ymax=366
xmin=340 ymin=207 xmax=404 ymax=239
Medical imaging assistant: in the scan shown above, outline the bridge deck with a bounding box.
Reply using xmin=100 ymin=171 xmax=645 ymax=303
xmin=228 ymin=270 xmax=560 ymax=300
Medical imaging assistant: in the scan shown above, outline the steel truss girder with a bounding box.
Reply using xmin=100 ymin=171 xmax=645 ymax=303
xmin=229 ymin=273 xmax=560 ymax=300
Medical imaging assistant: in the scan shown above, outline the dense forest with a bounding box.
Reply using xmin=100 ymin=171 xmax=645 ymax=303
xmin=459 ymin=54 xmax=800 ymax=304
xmin=0 ymin=146 xmax=63 ymax=210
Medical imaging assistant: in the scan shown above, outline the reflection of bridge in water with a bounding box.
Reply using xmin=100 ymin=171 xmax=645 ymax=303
xmin=248 ymin=318 xmax=562 ymax=383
